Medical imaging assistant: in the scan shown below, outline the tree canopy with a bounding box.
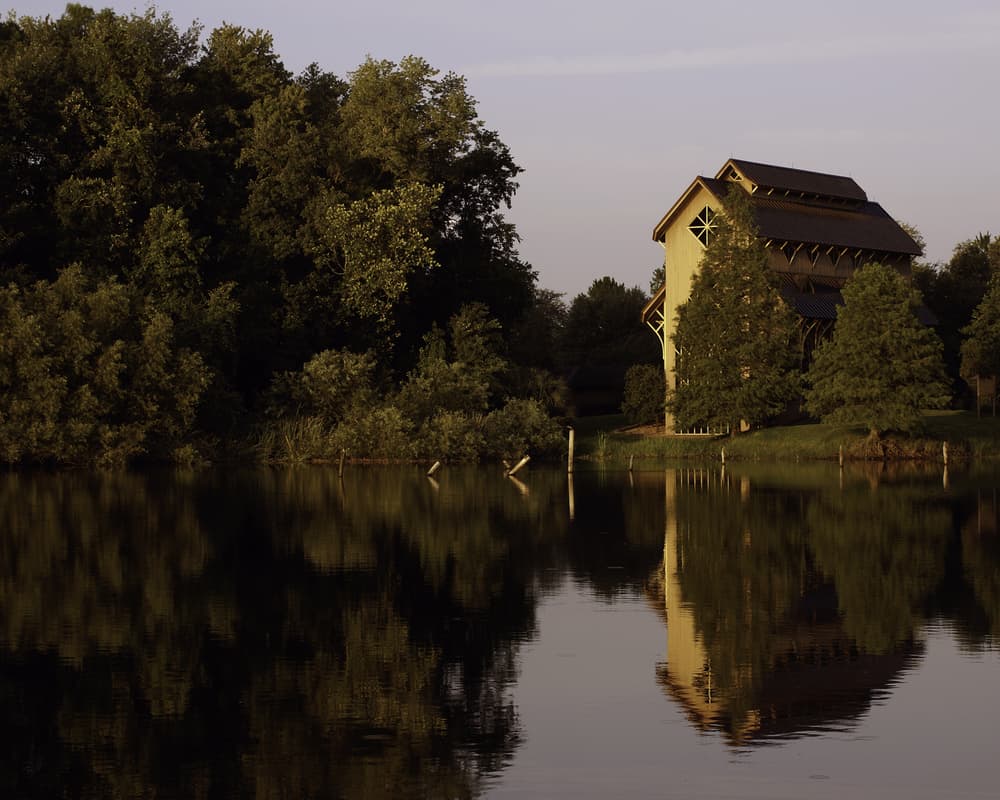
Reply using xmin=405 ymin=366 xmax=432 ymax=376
xmin=0 ymin=5 xmax=548 ymax=464
xmin=960 ymin=272 xmax=1000 ymax=382
xmin=668 ymin=187 xmax=800 ymax=432
xmin=805 ymin=262 xmax=950 ymax=437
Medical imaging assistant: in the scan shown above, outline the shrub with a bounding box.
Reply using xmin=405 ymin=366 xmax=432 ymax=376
xmin=622 ymin=364 xmax=665 ymax=425
xmin=331 ymin=406 xmax=414 ymax=460
xmin=483 ymin=398 xmax=565 ymax=460
xmin=413 ymin=411 xmax=485 ymax=462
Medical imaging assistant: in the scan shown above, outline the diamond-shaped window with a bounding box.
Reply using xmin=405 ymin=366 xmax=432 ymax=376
xmin=688 ymin=205 xmax=717 ymax=247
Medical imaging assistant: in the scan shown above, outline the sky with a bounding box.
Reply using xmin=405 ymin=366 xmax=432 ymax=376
xmin=8 ymin=0 xmax=1000 ymax=300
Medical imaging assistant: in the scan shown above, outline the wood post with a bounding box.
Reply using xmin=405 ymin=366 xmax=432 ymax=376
xmin=338 ymin=449 xmax=346 ymax=477
xmin=628 ymin=454 xmax=634 ymax=473
xmin=943 ymin=442 xmax=949 ymax=467
xmin=720 ymin=447 xmax=725 ymax=465
xmin=567 ymin=426 xmax=575 ymax=474
xmin=427 ymin=460 xmax=441 ymax=477
xmin=507 ymin=455 xmax=530 ymax=477
xmin=839 ymin=445 xmax=844 ymax=467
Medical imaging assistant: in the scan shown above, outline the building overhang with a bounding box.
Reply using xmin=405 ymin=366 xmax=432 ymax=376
xmin=651 ymin=176 xmax=727 ymax=243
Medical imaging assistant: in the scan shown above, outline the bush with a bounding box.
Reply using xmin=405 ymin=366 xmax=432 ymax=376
xmin=622 ymin=364 xmax=664 ymax=425
xmin=330 ymin=406 xmax=414 ymax=460
xmin=413 ymin=411 xmax=484 ymax=462
xmin=264 ymin=349 xmax=378 ymax=424
xmin=483 ymin=398 xmax=565 ymax=460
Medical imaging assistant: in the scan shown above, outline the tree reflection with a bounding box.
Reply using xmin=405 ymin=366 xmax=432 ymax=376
xmin=0 ymin=467 xmax=567 ymax=798
xmin=808 ymin=479 xmax=952 ymax=653
xmin=653 ymin=467 xmax=938 ymax=745
xmin=959 ymin=489 xmax=1000 ymax=642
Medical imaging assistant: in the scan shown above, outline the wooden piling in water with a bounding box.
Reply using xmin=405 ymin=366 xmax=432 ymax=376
xmin=567 ymin=426 xmax=575 ymax=474
xmin=508 ymin=455 xmax=530 ymax=477
xmin=427 ymin=460 xmax=441 ymax=477
xmin=338 ymin=449 xmax=346 ymax=477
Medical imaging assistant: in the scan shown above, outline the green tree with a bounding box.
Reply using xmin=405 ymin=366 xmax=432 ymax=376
xmin=805 ymin=262 xmax=950 ymax=437
xmin=669 ymin=187 xmax=799 ymax=432
xmin=622 ymin=363 xmax=665 ymax=425
xmin=0 ymin=265 xmax=210 ymax=465
xmin=560 ymin=277 xmax=658 ymax=368
xmin=917 ymin=233 xmax=998 ymax=385
xmin=960 ymin=273 xmax=1000 ymax=382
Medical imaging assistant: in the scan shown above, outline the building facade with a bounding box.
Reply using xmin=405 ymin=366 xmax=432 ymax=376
xmin=642 ymin=158 xmax=923 ymax=431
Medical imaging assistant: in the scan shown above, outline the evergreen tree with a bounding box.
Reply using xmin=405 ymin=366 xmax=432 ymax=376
xmin=805 ymin=262 xmax=950 ymax=437
xmin=669 ymin=187 xmax=799 ymax=432
xmin=960 ymin=273 xmax=1000 ymax=385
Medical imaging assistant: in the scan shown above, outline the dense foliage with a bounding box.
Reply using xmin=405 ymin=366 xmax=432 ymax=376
xmin=913 ymin=233 xmax=1000 ymax=387
xmin=960 ymin=272 xmax=1000 ymax=384
xmin=621 ymin=363 xmax=664 ymax=425
xmin=0 ymin=5 xmax=573 ymax=464
xmin=805 ymin=262 xmax=950 ymax=437
xmin=668 ymin=187 xmax=800 ymax=432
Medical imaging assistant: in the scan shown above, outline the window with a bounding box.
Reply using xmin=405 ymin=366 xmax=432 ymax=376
xmin=688 ymin=205 xmax=717 ymax=247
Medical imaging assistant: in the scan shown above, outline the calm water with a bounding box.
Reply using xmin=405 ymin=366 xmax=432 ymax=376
xmin=1 ymin=463 xmax=999 ymax=798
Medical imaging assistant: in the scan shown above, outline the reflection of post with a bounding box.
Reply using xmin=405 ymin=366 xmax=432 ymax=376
xmin=507 ymin=473 xmax=529 ymax=496
xmin=568 ymin=473 xmax=575 ymax=520
xmin=567 ymin=426 xmax=575 ymax=474
xmin=427 ymin=475 xmax=440 ymax=492
xmin=740 ymin=475 xmax=750 ymax=503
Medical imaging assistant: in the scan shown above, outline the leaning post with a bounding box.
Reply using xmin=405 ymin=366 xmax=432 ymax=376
xmin=508 ymin=455 xmax=531 ymax=477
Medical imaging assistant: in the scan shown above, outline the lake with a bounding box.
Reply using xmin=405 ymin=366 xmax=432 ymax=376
xmin=1 ymin=463 xmax=998 ymax=798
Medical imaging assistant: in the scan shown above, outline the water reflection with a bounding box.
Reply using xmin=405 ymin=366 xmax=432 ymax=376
xmin=0 ymin=468 xmax=566 ymax=799
xmin=644 ymin=465 xmax=1000 ymax=746
xmin=1 ymin=464 xmax=999 ymax=796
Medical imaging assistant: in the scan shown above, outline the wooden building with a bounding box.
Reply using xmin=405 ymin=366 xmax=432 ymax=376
xmin=642 ymin=158 xmax=923 ymax=431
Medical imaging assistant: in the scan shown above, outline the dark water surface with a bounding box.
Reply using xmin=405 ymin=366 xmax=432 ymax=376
xmin=1 ymin=463 xmax=999 ymax=798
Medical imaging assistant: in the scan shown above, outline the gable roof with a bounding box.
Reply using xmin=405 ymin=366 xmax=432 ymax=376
xmin=653 ymin=162 xmax=921 ymax=256
xmin=721 ymin=159 xmax=868 ymax=203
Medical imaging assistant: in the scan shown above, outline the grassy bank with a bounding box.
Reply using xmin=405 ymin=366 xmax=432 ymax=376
xmin=573 ymin=411 xmax=1000 ymax=464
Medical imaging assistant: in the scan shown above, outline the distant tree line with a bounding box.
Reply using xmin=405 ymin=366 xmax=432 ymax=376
xmin=0 ymin=5 xmax=657 ymax=465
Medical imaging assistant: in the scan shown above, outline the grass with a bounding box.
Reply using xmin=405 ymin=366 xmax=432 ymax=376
xmin=572 ymin=411 xmax=1000 ymax=464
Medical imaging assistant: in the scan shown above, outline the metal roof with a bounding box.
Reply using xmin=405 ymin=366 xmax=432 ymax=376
xmin=725 ymin=159 xmax=868 ymax=203
xmin=694 ymin=178 xmax=922 ymax=255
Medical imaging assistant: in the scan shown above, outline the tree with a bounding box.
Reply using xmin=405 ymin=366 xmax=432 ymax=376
xmin=805 ymin=262 xmax=951 ymax=437
xmin=917 ymin=233 xmax=998 ymax=385
xmin=622 ymin=364 xmax=665 ymax=425
xmin=559 ymin=277 xmax=658 ymax=368
xmin=960 ymin=273 xmax=1000 ymax=386
xmin=669 ymin=187 xmax=799 ymax=432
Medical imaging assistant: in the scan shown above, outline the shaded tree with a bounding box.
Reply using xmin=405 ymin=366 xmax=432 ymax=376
xmin=669 ymin=187 xmax=799 ymax=432
xmin=560 ymin=276 xmax=658 ymax=368
xmin=805 ymin=262 xmax=950 ymax=437
xmin=961 ymin=273 xmax=1000 ymax=379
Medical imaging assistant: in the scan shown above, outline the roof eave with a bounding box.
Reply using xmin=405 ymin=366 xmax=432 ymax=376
xmin=651 ymin=176 xmax=726 ymax=242
xmin=641 ymin=283 xmax=667 ymax=323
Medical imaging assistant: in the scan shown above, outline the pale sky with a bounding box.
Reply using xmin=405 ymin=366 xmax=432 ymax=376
xmin=8 ymin=0 xmax=1000 ymax=300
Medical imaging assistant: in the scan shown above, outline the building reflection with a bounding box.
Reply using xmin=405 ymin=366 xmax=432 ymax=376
xmin=648 ymin=468 xmax=923 ymax=746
